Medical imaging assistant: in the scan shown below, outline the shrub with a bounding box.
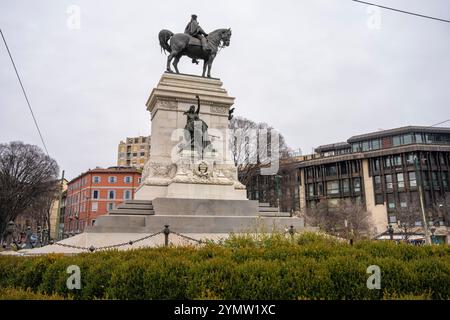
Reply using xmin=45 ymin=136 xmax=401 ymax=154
xmin=0 ymin=233 xmax=448 ymax=300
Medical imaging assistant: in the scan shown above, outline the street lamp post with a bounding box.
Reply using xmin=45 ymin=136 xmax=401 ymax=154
xmin=411 ymin=155 xmax=431 ymax=245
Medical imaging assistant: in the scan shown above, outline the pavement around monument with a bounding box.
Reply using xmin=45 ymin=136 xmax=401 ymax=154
xmin=0 ymin=229 xmax=318 ymax=256
xmin=0 ymin=232 xmax=231 ymax=255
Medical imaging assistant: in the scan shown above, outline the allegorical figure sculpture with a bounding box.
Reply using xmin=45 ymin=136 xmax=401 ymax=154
xmin=158 ymin=14 xmax=232 ymax=78
xmin=183 ymin=95 xmax=211 ymax=156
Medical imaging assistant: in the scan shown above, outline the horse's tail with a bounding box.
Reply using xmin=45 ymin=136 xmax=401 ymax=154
xmin=158 ymin=29 xmax=173 ymax=54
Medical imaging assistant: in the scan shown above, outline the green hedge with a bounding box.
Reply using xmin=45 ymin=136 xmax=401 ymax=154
xmin=0 ymin=233 xmax=448 ymax=300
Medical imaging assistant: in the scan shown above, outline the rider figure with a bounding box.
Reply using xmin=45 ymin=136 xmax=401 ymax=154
xmin=184 ymin=14 xmax=208 ymax=64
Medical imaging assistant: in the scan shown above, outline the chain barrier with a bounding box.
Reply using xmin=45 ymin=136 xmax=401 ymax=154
xmin=170 ymin=231 xmax=204 ymax=244
xmin=54 ymin=230 xmax=164 ymax=252
xmin=35 ymin=225 xmax=297 ymax=253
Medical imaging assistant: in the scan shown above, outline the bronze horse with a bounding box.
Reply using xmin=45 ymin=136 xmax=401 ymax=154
xmin=158 ymin=28 xmax=231 ymax=78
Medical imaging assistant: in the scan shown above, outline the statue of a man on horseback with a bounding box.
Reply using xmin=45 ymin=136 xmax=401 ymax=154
xmin=158 ymin=16 xmax=231 ymax=78
xmin=185 ymin=15 xmax=208 ymax=53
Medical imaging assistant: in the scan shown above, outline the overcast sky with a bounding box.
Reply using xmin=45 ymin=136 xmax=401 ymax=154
xmin=1 ymin=0 xmax=449 ymax=180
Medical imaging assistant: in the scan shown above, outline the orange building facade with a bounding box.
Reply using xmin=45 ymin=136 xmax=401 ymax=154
xmin=63 ymin=167 xmax=142 ymax=235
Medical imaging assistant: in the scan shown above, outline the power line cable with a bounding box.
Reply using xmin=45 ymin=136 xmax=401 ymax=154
xmin=430 ymin=119 xmax=450 ymax=127
xmin=352 ymin=0 xmax=450 ymax=24
xmin=0 ymin=28 xmax=49 ymax=155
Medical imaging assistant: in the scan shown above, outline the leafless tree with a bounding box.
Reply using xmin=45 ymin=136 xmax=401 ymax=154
xmin=305 ymin=199 xmax=373 ymax=240
xmin=229 ymin=116 xmax=290 ymax=186
xmin=396 ymin=197 xmax=448 ymax=241
xmin=0 ymin=142 xmax=59 ymax=238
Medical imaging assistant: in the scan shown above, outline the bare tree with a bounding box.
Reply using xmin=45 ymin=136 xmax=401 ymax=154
xmin=0 ymin=142 xmax=59 ymax=237
xmin=305 ymin=199 xmax=373 ymax=240
xmin=229 ymin=116 xmax=290 ymax=186
xmin=394 ymin=193 xmax=449 ymax=242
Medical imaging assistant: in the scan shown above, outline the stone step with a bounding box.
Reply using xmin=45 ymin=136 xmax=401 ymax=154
xmin=109 ymin=209 xmax=155 ymax=215
xmin=91 ymin=214 xmax=306 ymax=233
xmin=259 ymin=212 xmax=291 ymax=217
xmin=117 ymin=203 xmax=153 ymax=210
xmin=259 ymin=207 xmax=279 ymax=212
xmin=123 ymin=200 xmax=153 ymax=205
xmin=258 ymin=202 xmax=271 ymax=207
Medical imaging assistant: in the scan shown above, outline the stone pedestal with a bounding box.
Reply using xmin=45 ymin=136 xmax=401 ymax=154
xmin=135 ymin=72 xmax=246 ymax=200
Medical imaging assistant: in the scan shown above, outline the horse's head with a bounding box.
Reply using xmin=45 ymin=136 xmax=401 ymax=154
xmin=221 ymin=28 xmax=232 ymax=47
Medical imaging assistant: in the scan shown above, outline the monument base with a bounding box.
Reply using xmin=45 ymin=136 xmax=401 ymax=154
xmin=88 ymin=198 xmax=305 ymax=234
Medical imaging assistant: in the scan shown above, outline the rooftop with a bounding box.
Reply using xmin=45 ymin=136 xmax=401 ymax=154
xmin=347 ymin=126 xmax=450 ymax=143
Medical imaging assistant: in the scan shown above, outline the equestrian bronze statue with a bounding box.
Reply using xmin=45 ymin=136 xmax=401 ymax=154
xmin=158 ymin=15 xmax=232 ymax=78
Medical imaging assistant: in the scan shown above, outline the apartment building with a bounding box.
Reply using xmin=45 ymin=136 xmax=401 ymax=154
xmin=117 ymin=136 xmax=151 ymax=170
xmin=63 ymin=167 xmax=141 ymax=235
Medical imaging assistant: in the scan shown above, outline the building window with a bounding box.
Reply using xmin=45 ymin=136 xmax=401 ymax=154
xmin=403 ymin=134 xmax=413 ymax=145
xmin=373 ymin=159 xmax=380 ymax=171
xmin=325 ymin=165 xmax=337 ymax=177
xmin=93 ymin=176 xmax=101 ymax=183
xmin=108 ymin=176 xmax=117 ymax=183
xmin=138 ymin=177 xmax=142 ymax=184
xmin=124 ymin=190 xmax=132 ymax=200
xmin=342 ymin=179 xmax=350 ymax=193
xmin=92 ymin=202 xmax=98 ymax=212
xmin=124 ymin=176 xmax=132 ymax=183
xmin=387 ymin=194 xmax=395 ymax=209
xmin=393 ymin=136 xmax=401 ymax=146
xmin=375 ymin=194 xmax=384 ymax=205
xmin=385 ymin=158 xmax=391 ymax=168
xmin=422 ymin=173 xmax=429 ymax=187
xmin=317 ymin=182 xmax=323 ymax=196
xmin=432 ymin=172 xmax=439 ymax=187
xmin=327 ymin=181 xmax=340 ymax=195
xmin=415 ymin=133 xmax=423 ymax=143
xmin=108 ymin=190 xmax=115 ymax=199
xmin=371 ymin=139 xmax=380 ymax=150
xmin=353 ymin=178 xmax=361 ymax=192
xmin=385 ymin=175 xmax=393 ymax=190
xmin=140 ymin=152 xmax=145 ymax=156
xmin=362 ymin=141 xmax=369 ymax=152
xmin=397 ymin=173 xmax=405 ymax=189
xmin=443 ymin=172 xmax=449 ymax=188
xmin=92 ymin=220 xmax=96 ymax=226
xmin=409 ymin=172 xmax=417 ymax=187
xmin=389 ymin=215 xmax=397 ymax=223
xmin=374 ymin=176 xmax=382 ymax=191
xmin=393 ymin=155 xmax=402 ymax=167
xmin=399 ymin=193 xmax=407 ymax=208
xmin=92 ymin=190 xmax=99 ymax=199
xmin=308 ymin=184 xmax=314 ymax=197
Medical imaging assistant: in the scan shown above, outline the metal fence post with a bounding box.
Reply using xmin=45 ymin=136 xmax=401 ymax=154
xmin=163 ymin=225 xmax=170 ymax=247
